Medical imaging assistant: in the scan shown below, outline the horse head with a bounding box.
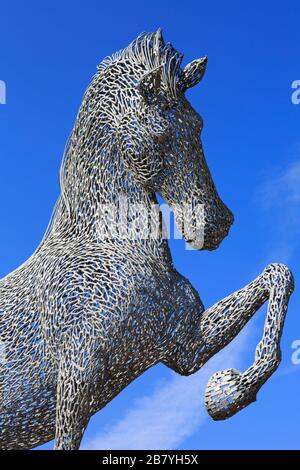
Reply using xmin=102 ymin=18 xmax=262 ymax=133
xmin=100 ymin=29 xmax=234 ymax=250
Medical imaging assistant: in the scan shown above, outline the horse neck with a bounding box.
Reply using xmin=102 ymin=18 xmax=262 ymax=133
xmin=46 ymin=130 xmax=165 ymax=252
xmin=43 ymin=73 xmax=170 ymax=260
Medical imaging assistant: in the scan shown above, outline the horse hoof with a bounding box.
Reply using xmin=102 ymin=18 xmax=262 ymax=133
xmin=204 ymin=368 xmax=256 ymax=421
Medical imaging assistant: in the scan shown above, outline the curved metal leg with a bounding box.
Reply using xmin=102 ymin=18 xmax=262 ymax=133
xmin=164 ymin=264 xmax=294 ymax=420
xmin=204 ymin=264 xmax=294 ymax=420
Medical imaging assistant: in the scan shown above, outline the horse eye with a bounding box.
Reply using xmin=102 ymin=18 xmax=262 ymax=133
xmin=159 ymin=97 xmax=177 ymax=112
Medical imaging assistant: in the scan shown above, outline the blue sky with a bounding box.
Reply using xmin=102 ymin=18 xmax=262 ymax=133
xmin=0 ymin=0 xmax=299 ymax=450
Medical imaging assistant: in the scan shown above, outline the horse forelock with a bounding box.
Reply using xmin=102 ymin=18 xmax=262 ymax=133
xmin=96 ymin=30 xmax=184 ymax=99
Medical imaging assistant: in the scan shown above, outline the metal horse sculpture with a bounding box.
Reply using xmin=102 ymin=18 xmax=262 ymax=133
xmin=0 ymin=30 xmax=294 ymax=450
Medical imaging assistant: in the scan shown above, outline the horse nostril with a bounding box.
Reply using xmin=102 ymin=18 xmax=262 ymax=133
xmin=222 ymin=207 xmax=234 ymax=227
xmin=227 ymin=210 xmax=234 ymax=226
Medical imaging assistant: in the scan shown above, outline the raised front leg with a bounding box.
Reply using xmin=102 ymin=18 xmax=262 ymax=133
xmin=204 ymin=263 xmax=294 ymax=420
xmin=164 ymin=263 xmax=294 ymax=420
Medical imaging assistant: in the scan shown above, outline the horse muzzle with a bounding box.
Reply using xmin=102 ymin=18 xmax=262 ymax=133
xmin=183 ymin=206 xmax=234 ymax=251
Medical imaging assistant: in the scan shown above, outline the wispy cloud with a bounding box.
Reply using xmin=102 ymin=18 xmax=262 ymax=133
xmin=257 ymin=154 xmax=300 ymax=263
xmin=256 ymin=155 xmax=300 ymax=393
xmin=260 ymin=159 xmax=300 ymax=211
xmin=82 ymin=329 xmax=251 ymax=450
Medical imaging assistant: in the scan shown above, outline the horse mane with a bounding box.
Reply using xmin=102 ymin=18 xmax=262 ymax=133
xmin=41 ymin=30 xmax=183 ymax=244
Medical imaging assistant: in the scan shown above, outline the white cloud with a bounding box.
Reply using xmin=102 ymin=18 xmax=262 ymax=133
xmin=82 ymin=328 xmax=251 ymax=450
xmin=260 ymin=159 xmax=300 ymax=209
xmin=257 ymin=157 xmax=300 ymax=263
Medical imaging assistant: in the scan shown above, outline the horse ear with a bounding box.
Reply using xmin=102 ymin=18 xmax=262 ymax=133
xmin=137 ymin=65 xmax=164 ymax=104
xmin=177 ymin=57 xmax=208 ymax=92
xmin=155 ymin=27 xmax=164 ymax=50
